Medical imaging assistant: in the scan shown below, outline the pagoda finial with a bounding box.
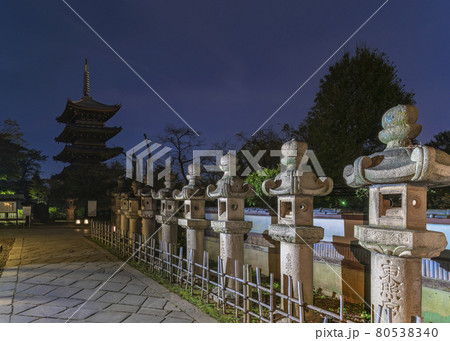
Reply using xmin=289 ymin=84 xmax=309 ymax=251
xmin=83 ymin=58 xmax=90 ymax=97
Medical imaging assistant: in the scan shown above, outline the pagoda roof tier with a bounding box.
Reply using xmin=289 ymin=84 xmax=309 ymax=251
xmin=53 ymin=144 xmax=123 ymax=164
xmin=57 ymin=96 xmax=121 ymax=124
xmin=55 ymin=124 xmax=122 ymax=144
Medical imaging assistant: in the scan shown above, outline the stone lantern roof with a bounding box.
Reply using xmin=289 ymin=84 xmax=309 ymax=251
xmin=343 ymin=105 xmax=450 ymax=188
xmin=173 ymin=164 xmax=207 ymax=200
xmin=262 ymin=139 xmax=333 ymax=196
xmin=207 ymin=153 xmax=254 ymax=199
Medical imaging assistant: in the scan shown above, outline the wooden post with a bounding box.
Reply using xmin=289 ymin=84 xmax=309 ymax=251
xmin=269 ymin=273 xmax=274 ymax=323
xmin=298 ymin=280 xmax=305 ymax=323
xmin=256 ymin=268 xmax=263 ymax=322
xmin=243 ymin=264 xmax=248 ymax=323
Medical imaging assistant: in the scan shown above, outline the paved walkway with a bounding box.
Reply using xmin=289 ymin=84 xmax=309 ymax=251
xmin=0 ymin=226 xmax=215 ymax=323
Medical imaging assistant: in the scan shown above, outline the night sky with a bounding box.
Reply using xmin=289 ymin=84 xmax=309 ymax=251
xmin=1 ymin=0 xmax=449 ymax=177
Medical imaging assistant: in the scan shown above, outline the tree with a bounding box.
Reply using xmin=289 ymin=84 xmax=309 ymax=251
xmin=28 ymin=172 xmax=49 ymax=204
xmin=0 ymin=119 xmax=47 ymax=194
xmin=426 ymin=130 xmax=450 ymax=154
xmin=286 ymin=46 xmax=415 ymax=184
xmin=236 ymin=126 xmax=287 ymax=172
xmin=156 ymin=126 xmax=204 ymax=182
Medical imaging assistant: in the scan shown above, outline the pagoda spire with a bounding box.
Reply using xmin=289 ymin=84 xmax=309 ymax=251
xmin=83 ymin=58 xmax=90 ymax=97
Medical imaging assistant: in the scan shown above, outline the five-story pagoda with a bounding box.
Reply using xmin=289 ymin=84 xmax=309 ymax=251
xmin=53 ymin=60 xmax=123 ymax=220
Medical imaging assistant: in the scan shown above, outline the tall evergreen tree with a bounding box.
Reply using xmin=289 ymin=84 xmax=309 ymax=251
xmin=285 ymin=46 xmax=415 ymax=184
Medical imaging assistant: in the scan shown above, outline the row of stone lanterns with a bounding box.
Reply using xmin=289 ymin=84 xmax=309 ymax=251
xmin=110 ymin=104 xmax=449 ymax=323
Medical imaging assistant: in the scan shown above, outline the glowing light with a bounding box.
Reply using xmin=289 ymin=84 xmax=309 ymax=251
xmin=83 ymin=219 xmax=89 ymax=224
xmin=113 ymin=225 xmax=117 ymax=232
xmin=75 ymin=219 xmax=81 ymax=225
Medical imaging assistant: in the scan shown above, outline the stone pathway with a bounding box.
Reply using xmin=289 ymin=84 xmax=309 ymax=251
xmin=0 ymin=226 xmax=215 ymax=323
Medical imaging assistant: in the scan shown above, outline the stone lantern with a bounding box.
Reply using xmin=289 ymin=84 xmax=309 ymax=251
xmin=207 ymin=153 xmax=254 ymax=288
xmin=111 ymin=176 xmax=125 ymax=230
xmin=138 ymin=186 xmax=157 ymax=242
xmin=119 ymin=195 xmax=130 ymax=238
xmin=66 ymin=198 xmax=76 ymax=222
xmin=153 ymin=172 xmax=179 ymax=247
xmin=343 ymin=104 xmax=449 ymax=322
xmin=126 ymin=181 xmax=142 ymax=240
xmin=174 ymin=163 xmax=210 ymax=273
xmin=262 ymin=140 xmax=333 ymax=304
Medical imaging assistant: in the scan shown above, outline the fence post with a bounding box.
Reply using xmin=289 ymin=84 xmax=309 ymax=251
xmin=339 ymin=295 xmax=344 ymax=322
xmin=168 ymin=243 xmax=173 ymax=283
xmin=375 ymin=305 xmax=383 ymax=323
xmin=190 ymin=249 xmax=195 ymax=295
xmin=298 ymin=280 xmax=305 ymax=323
xmin=246 ymin=264 xmax=253 ymax=322
xmin=242 ymin=264 xmax=248 ymax=323
xmin=234 ymin=260 xmax=239 ymax=319
xmin=287 ymin=275 xmax=293 ymax=323
xmin=256 ymin=267 xmax=263 ymax=323
xmin=269 ymin=273 xmax=274 ymax=323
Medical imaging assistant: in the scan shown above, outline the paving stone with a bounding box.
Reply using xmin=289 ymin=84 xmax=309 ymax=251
xmin=119 ymin=294 xmax=146 ymax=306
xmin=62 ymin=272 xmax=90 ymax=280
xmin=75 ymin=300 xmax=110 ymax=311
xmin=141 ymin=287 xmax=164 ymax=297
xmin=108 ymin=275 xmax=132 ymax=284
xmin=164 ymin=301 xmax=181 ymax=311
xmin=48 ymin=298 xmax=84 ymax=308
xmin=0 ymin=290 xmax=15 ymax=297
xmin=97 ymin=292 xmax=127 ymax=304
xmin=71 ymin=279 xmax=102 ymax=289
xmin=141 ymin=297 xmax=168 ymax=310
xmin=105 ymin=304 xmax=139 ymax=313
xmin=52 ymin=307 xmax=98 ymax=320
xmin=85 ymin=273 xmax=110 ymax=281
xmin=10 ymin=315 xmax=36 ymax=323
xmin=13 ymin=294 xmax=58 ymax=305
xmin=21 ymin=284 xmax=58 ymax=296
xmin=45 ymin=269 xmax=73 ymax=277
xmin=166 ymin=311 xmax=192 ymax=320
xmin=0 ymin=305 xmax=12 ymax=314
xmin=32 ymin=318 xmax=66 ymax=323
xmin=0 ymin=276 xmax=17 ymax=283
xmin=24 ymin=275 xmax=57 ymax=285
xmin=0 ymin=282 xmax=17 ymax=291
xmin=49 ymin=277 xmax=77 ymax=286
xmin=12 ymin=303 xmax=36 ymax=314
xmin=46 ymin=286 xmax=82 ymax=298
xmin=0 ymin=296 xmax=13 ymax=306
xmin=1 ymin=269 xmax=18 ymax=277
xmin=15 ymin=283 xmax=36 ymax=293
xmin=100 ymin=282 xmax=126 ymax=292
xmin=86 ymin=311 xmax=130 ymax=323
xmin=123 ymin=314 xmax=164 ymax=323
xmin=137 ymin=307 xmax=168 ymax=317
xmin=162 ymin=317 xmax=193 ymax=323
xmin=121 ymin=284 xmax=146 ymax=295
xmin=0 ymin=314 xmax=9 ymax=323
xmin=70 ymin=289 xmax=105 ymax=300
xmin=20 ymin=305 xmax=66 ymax=318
